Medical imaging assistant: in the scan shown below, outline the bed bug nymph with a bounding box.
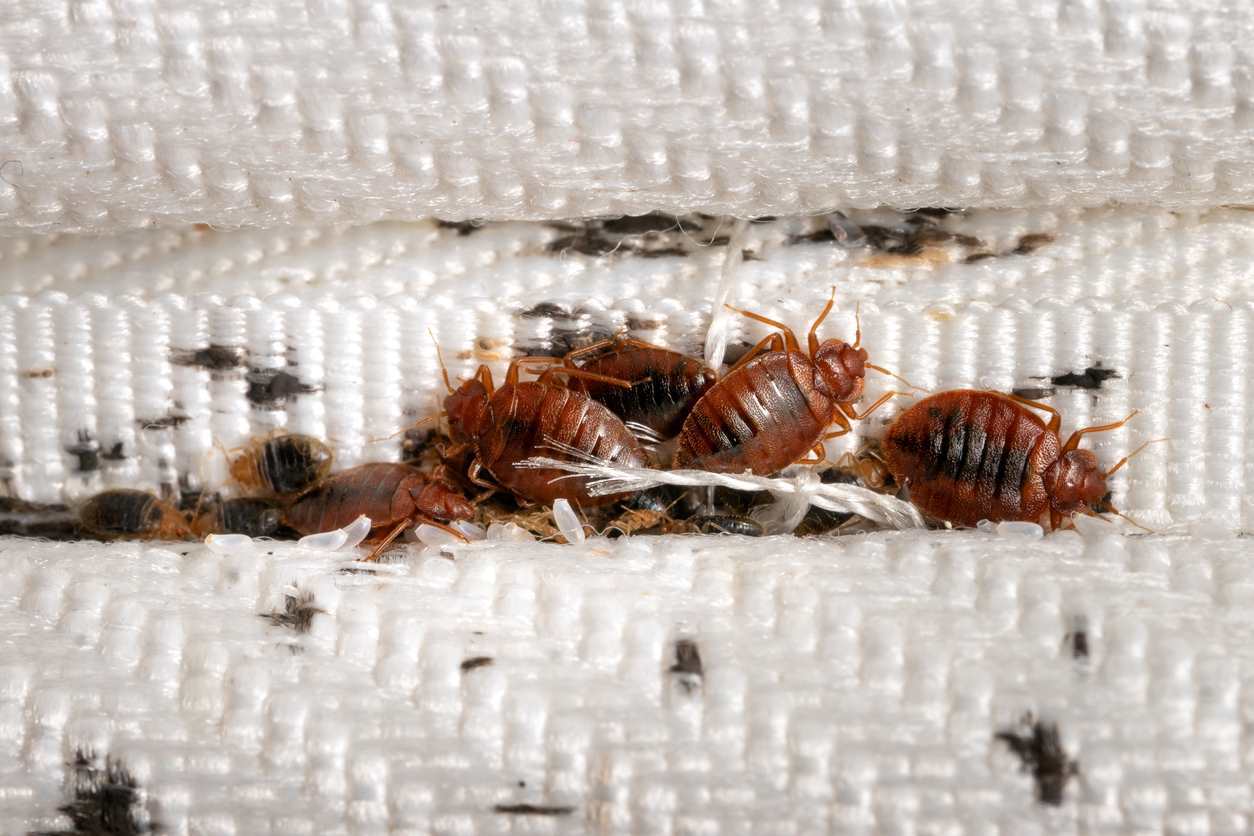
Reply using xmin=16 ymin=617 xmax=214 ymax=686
xmin=226 ymin=432 xmax=334 ymax=496
xmin=442 ymin=355 xmax=650 ymax=507
xmin=79 ymin=489 xmax=193 ymax=541
xmin=883 ymin=389 xmax=1157 ymax=530
xmin=674 ymin=289 xmax=911 ymax=475
xmin=284 ymin=462 xmax=475 ymax=560
xmin=560 ymin=337 xmax=716 ymax=438
xmin=191 ymin=496 xmax=292 ymax=539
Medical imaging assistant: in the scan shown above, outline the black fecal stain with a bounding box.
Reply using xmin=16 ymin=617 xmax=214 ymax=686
xmin=0 ymin=498 xmax=81 ymax=539
xmin=1011 ymin=387 xmax=1055 ymax=401
xmin=136 ymin=413 xmax=190 ymax=431
xmin=246 ymin=369 xmax=317 ymax=408
xmin=749 ymin=215 xmax=777 ymax=224
xmin=1049 ymin=366 xmax=1119 ymax=390
xmin=788 ymin=228 xmax=838 ymax=246
xmin=519 ymin=302 xmax=570 ymax=319
xmin=100 ymin=443 xmax=127 ymax=462
xmin=790 ymin=211 xmax=984 ymax=255
xmin=1013 ymin=233 xmax=1056 ymax=255
xmin=669 ymin=639 xmax=704 ymax=694
xmin=995 ymin=716 xmax=1079 ymax=806
xmin=962 ymin=252 xmax=999 ymax=264
xmin=22 ymin=368 xmax=55 ymax=379
xmin=1068 ymin=628 xmax=1089 ymax=661
xmin=635 ymin=245 xmax=692 ymax=258
xmin=913 ymin=207 xmax=960 ymax=218
xmin=625 ymin=317 xmax=662 ymax=332
xmin=66 ymin=431 xmax=100 ymax=472
xmin=460 ymin=656 xmax=494 ymax=672
xmin=860 ymin=224 xmax=925 ymax=255
xmin=493 ymin=804 xmax=575 ymax=816
xmin=171 ymin=344 xmax=246 ymax=372
xmin=261 ymin=591 xmax=324 ymax=634
xmin=28 ymin=749 xmax=157 ymax=835
xmin=436 ymin=219 xmax=485 ymax=235
xmin=600 ymin=213 xmax=679 ymax=235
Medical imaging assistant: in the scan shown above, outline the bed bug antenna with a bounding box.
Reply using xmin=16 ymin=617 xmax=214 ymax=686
xmin=865 ymin=363 xmax=924 ymax=393
xmin=1103 ymin=437 xmax=1169 ymax=478
xmin=430 ymin=329 xmax=454 ymax=395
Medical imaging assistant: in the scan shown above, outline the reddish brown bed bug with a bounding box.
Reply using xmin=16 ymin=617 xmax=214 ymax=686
xmin=226 ymin=432 xmax=333 ymax=496
xmin=442 ymin=356 xmax=650 ymax=507
xmin=559 ymin=337 xmax=717 ymax=438
xmin=191 ymin=497 xmax=290 ymax=539
xmin=673 ymin=290 xmax=910 ymax=475
xmin=883 ymin=389 xmax=1154 ymax=529
xmin=79 ymin=489 xmax=193 ymax=541
xmin=284 ymin=462 xmax=475 ymax=559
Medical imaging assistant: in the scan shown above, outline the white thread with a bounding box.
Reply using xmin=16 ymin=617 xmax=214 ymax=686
xmin=702 ymin=218 xmax=750 ymax=371
xmin=517 ymin=444 xmax=926 ymax=531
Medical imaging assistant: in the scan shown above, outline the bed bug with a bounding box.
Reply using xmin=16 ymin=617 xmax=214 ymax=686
xmin=284 ymin=462 xmax=475 ymax=559
xmin=191 ymin=497 xmax=291 ymax=539
xmin=883 ymin=389 xmax=1151 ymax=529
xmin=227 ymin=433 xmax=333 ymax=496
xmin=442 ymin=357 xmax=649 ymax=507
xmin=674 ymin=290 xmax=909 ymax=475
xmin=691 ymin=513 xmax=765 ymax=536
xmin=79 ymin=489 xmax=193 ymax=540
xmin=560 ymin=337 xmax=716 ymax=438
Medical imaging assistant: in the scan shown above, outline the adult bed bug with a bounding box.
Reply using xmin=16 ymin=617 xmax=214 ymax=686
xmin=284 ymin=462 xmax=475 ymax=559
xmin=882 ymin=389 xmax=1151 ymax=529
xmin=674 ymin=291 xmax=908 ymax=475
xmin=79 ymin=489 xmax=193 ymax=540
xmin=226 ymin=433 xmax=333 ymax=496
xmin=561 ymin=337 xmax=716 ymax=438
xmin=443 ymin=356 xmax=650 ymax=507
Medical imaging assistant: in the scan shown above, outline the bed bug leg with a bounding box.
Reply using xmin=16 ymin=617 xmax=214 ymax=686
xmin=364 ymin=519 xmax=412 ymax=562
xmin=1007 ymin=393 xmax=1064 ymax=434
xmin=726 ymin=332 xmax=788 ymax=374
xmin=1061 ymin=409 xmax=1139 ymax=453
xmin=796 ymin=443 xmax=827 ymax=466
xmin=807 ymin=287 xmax=838 ymax=355
xmin=535 ymin=366 xmax=635 ymax=389
xmin=840 ymin=390 xmax=912 ymax=421
xmin=724 ymin=304 xmax=803 ymax=353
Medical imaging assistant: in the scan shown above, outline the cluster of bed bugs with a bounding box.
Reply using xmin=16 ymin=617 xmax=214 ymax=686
xmin=17 ymin=289 xmax=1154 ymax=552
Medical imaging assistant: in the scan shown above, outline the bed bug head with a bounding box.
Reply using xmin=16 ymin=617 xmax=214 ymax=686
xmin=411 ymin=478 xmax=476 ymax=521
xmin=443 ymin=376 xmax=490 ymax=443
xmin=813 ymin=339 xmax=868 ymax=403
xmin=1044 ymin=448 xmax=1108 ymax=516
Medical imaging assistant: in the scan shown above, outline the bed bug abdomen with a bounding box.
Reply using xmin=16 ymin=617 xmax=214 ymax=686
xmin=884 ymin=390 xmax=1059 ymax=527
xmin=569 ymin=340 xmax=716 ymax=438
xmin=79 ymin=489 xmax=192 ymax=540
xmin=229 ymin=433 xmax=333 ymax=495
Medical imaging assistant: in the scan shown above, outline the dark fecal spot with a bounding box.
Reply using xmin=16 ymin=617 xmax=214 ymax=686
xmin=1013 ymin=233 xmax=1056 ymax=255
xmin=100 ymin=442 xmax=126 ymax=462
xmin=600 ymin=212 xmax=679 ymax=235
xmin=518 ymin=302 xmax=570 ymax=320
xmin=995 ymin=716 xmax=1079 ymax=806
xmin=28 ymin=748 xmax=158 ymax=835
xmin=435 ymin=219 xmax=485 ymax=235
xmin=517 ymin=781 xmax=526 ymax=788
xmin=460 ymin=656 xmax=494 ymax=672
xmin=1067 ymin=629 xmax=1089 ymax=661
xmin=1011 ymin=387 xmax=1055 ymax=401
xmin=788 ymin=228 xmax=836 ymax=245
xmin=66 ymin=431 xmax=100 ymax=472
xmin=750 ymin=215 xmax=777 ymax=224
xmin=861 ymin=224 xmax=924 ymax=255
xmin=669 ymin=639 xmax=704 ymax=694
xmin=625 ymin=317 xmax=662 ymax=331
xmin=742 ymin=249 xmax=763 ymax=261
xmin=21 ymin=368 xmax=55 ymax=379
xmin=246 ymin=369 xmax=317 ymax=408
xmin=171 ymin=344 xmax=247 ymax=371
xmin=493 ymin=804 xmax=575 ymax=816
xmin=913 ymin=207 xmax=960 ymax=218
xmin=1049 ymin=366 xmax=1119 ymax=390
xmin=963 ymin=252 xmax=998 ymax=264
xmin=136 ymin=413 xmax=190 ymax=431
xmin=261 ymin=591 xmax=324 ymax=634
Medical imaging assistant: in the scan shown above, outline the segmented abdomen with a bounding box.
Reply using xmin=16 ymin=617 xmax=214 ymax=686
xmin=575 ymin=347 xmax=715 ymax=437
xmin=674 ymin=352 xmax=829 ymax=475
xmin=884 ymin=390 xmax=1058 ymax=526
xmin=482 ymin=382 xmax=648 ymax=506
xmin=285 ymin=463 xmax=414 ymax=534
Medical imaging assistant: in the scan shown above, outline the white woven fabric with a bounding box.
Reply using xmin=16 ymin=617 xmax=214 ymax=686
xmin=4 ymin=529 xmax=1253 ymax=834
xmin=3 ymin=0 xmax=1254 ymax=233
